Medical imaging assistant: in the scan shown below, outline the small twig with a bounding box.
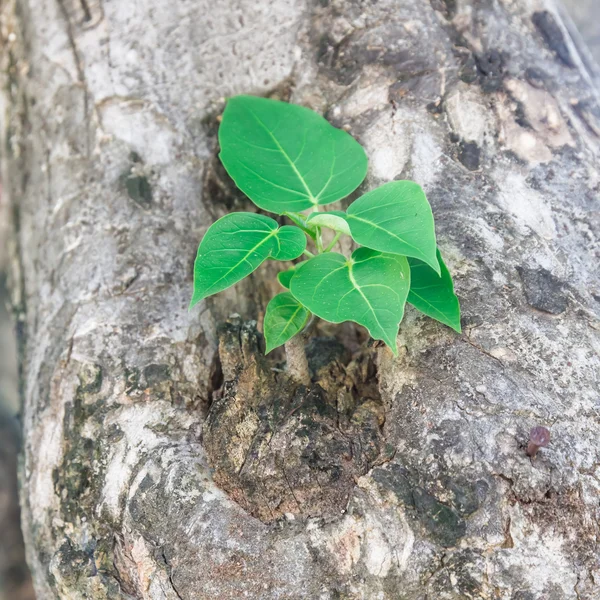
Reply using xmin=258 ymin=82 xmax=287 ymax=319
xmin=301 ymin=314 xmax=318 ymax=337
xmin=315 ymin=226 xmax=324 ymax=252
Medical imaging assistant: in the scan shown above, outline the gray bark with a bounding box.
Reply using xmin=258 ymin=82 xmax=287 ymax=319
xmin=561 ymin=0 xmax=600 ymax=65
xmin=2 ymin=0 xmax=600 ymax=598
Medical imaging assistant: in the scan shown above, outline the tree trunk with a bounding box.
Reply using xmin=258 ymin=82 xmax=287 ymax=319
xmin=2 ymin=0 xmax=600 ymax=598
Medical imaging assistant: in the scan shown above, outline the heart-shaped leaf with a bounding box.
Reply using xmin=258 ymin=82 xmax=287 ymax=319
xmin=191 ymin=213 xmax=306 ymax=307
xmin=345 ymin=181 xmax=440 ymax=274
xmin=277 ymin=267 xmax=296 ymax=289
xmin=408 ymin=249 xmax=461 ymax=332
xmin=264 ymin=292 xmax=310 ymax=353
xmin=290 ymin=247 xmax=410 ymax=354
xmin=219 ymin=95 xmax=368 ymax=214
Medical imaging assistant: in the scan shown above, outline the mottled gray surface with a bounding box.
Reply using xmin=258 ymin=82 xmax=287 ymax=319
xmin=0 ymin=286 xmax=18 ymax=416
xmin=1 ymin=0 xmax=600 ymax=599
xmin=562 ymin=0 xmax=600 ymax=63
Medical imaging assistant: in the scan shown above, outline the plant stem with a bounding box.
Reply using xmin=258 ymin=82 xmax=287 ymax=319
xmin=283 ymin=211 xmax=316 ymax=240
xmin=302 ymin=314 xmax=318 ymax=337
xmin=314 ymin=226 xmax=322 ymax=252
xmin=284 ymin=334 xmax=311 ymax=386
xmin=302 ymin=249 xmax=315 ymax=258
xmin=324 ymin=232 xmax=342 ymax=252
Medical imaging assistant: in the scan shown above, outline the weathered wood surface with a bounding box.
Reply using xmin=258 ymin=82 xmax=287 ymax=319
xmin=1 ymin=0 xmax=600 ymax=598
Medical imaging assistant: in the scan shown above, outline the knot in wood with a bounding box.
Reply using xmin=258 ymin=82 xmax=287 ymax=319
xmin=203 ymin=319 xmax=389 ymax=522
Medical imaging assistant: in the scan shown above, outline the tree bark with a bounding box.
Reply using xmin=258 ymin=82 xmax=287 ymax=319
xmin=2 ymin=0 xmax=600 ymax=598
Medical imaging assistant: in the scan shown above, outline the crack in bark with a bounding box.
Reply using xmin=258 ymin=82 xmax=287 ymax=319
xmin=79 ymin=0 xmax=92 ymax=22
xmin=56 ymin=0 xmax=92 ymax=158
xmin=161 ymin=547 xmax=184 ymax=600
xmin=280 ymin=459 xmax=303 ymax=516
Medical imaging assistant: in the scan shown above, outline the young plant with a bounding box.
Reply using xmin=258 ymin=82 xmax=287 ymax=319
xmin=190 ymin=95 xmax=460 ymax=360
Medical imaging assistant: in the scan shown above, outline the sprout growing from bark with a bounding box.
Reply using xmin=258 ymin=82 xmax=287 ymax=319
xmin=190 ymin=95 xmax=461 ymax=381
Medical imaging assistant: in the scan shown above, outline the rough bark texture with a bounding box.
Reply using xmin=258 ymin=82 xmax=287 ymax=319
xmin=204 ymin=318 xmax=387 ymax=524
xmin=2 ymin=0 xmax=600 ymax=598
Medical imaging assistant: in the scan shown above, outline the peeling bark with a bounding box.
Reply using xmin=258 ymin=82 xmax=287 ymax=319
xmin=2 ymin=0 xmax=600 ymax=598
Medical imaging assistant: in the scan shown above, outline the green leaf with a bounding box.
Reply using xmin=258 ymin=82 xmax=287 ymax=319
xmin=306 ymin=211 xmax=351 ymax=236
xmin=278 ymin=267 xmax=296 ymax=289
xmin=345 ymin=181 xmax=440 ymax=274
xmin=271 ymin=226 xmax=307 ymax=260
xmin=191 ymin=213 xmax=306 ymax=307
xmin=290 ymin=247 xmax=410 ymax=354
xmin=218 ymin=95 xmax=368 ymax=214
xmin=408 ymin=249 xmax=461 ymax=333
xmin=284 ymin=212 xmax=317 ymax=240
xmin=264 ymin=292 xmax=310 ymax=353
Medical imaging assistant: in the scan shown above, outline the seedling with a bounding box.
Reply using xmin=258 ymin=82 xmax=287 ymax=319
xmin=190 ymin=95 xmax=460 ymax=362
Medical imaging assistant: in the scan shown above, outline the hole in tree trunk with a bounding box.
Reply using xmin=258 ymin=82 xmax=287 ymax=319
xmin=203 ymin=317 xmax=391 ymax=523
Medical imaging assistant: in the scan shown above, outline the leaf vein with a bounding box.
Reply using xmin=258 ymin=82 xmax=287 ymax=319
xmin=244 ymin=105 xmax=317 ymax=203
